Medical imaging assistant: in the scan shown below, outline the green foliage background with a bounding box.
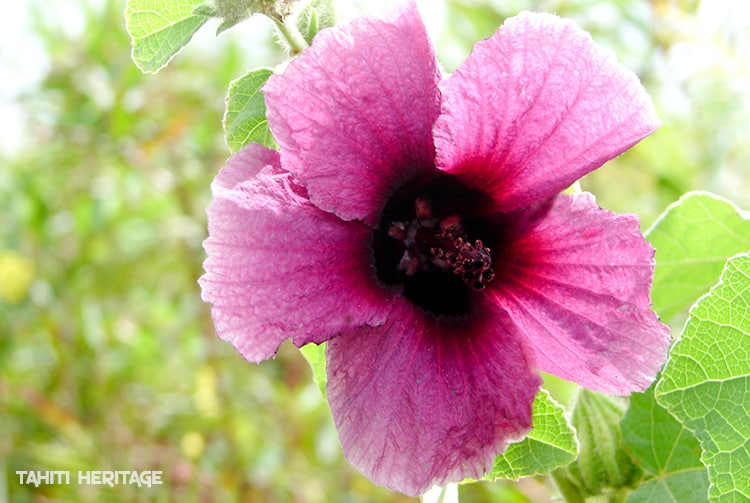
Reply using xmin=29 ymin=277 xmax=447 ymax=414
xmin=1 ymin=0 xmax=748 ymax=502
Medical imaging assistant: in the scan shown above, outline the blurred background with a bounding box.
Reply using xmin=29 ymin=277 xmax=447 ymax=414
xmin=1 ymin=0 xmax=748 ymax=501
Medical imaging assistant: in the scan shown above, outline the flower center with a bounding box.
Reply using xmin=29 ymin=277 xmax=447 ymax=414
xmin=373 ymin=173 xmax=497 ymax=316
xmin=387 ymin=199 xmax=495 ymax=291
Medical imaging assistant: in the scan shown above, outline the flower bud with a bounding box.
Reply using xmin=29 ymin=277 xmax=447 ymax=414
xmin=552 ymin=389 xmax=642 ymax=502
xmin=295 ymin=0 xmax=338 ymax=45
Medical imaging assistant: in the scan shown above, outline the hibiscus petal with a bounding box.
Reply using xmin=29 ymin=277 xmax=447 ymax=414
xmin=264 ymin=1 xmax=441 ymax=226
xmin=434 ymin=12 xmax=660 ymax=212
xmin=326 ymin=299 xmax=541 ymax=496
xmin=199 ymin=144 xmax=392 ymax=362
xmin=489 ymin=193 xmax=671 ymax=394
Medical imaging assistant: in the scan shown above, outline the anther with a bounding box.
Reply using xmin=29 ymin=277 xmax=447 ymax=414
xmin=388 ymin=198 xmax=495 ymax=290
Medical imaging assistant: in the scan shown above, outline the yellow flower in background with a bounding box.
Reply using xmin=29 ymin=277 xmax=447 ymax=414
xmin=0 ymin=251 xmax=35 ymax=303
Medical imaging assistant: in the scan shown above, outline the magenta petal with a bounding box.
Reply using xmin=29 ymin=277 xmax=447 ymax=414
xmin=199 ymin=144 xmax=392 ymax=362
xmin=264 ymin=2 xmax=441 ymax=226
xmin=434 ymin=12 xmax=660 ymax=211
xmin=326 ymin=299 xmax=541 ymax=496
xmin=489 ymin=193 xmax=670 ymax=394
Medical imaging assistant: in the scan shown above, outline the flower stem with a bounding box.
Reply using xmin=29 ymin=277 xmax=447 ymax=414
xmin=271 ymin=16 xmax=309 ymax=55
xmin=550 ymin=471 xmax=586 ymax=503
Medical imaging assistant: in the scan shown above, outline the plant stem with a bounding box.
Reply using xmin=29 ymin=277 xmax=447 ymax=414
xmin=271 ymin=16 xmax=309 ymax=55
xmin=551 ymin=471 xmax=587 ymax=503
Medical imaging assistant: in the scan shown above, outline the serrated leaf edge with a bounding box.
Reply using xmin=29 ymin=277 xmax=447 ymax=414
xmin=222 ymin=68 xmax=276 ymax=152
xmin=125 ymin=1 xmax=210 ymax=73
xmin=654 ymin=251 xmax=750 ymax=501
xmin=486 ymin=389 xmax=579 ymax=481
xmin=645 ymin=191 xmax=750 ymax=238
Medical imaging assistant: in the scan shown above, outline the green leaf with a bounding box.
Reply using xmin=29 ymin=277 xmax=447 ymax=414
xmin=655 ymin=253 xmax=750 ymax=502
xmin=125 ymin=0 xmax=210 ymax=73
xmin=223 ymin=68 xmax=277 ymax=152
xmin=216 ymin=16 xmax=246 ymax=35
xmin=626 ymin=472 xmax=711 ymax=503
xmin=299 ymin=342 xmax=326 ymax=398
xmin=487 ymin=389 xmax=578 ymax=480
xmin=646 ymin=192 xmax=750 ymax=322
xmin=214 ymin=0 xmax=252 ymax=35
xmin=193 ymin=5 xmax=218 ymax=16
xmin=621 ymin=385 xmax=708 ymax=503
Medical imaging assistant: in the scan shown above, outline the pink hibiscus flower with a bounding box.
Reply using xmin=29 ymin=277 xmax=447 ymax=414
xmin=199 ymin=2 xmax=670 ymax=496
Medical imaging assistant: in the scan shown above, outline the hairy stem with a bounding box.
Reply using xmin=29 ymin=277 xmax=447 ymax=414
xmin=271 ymin=16 xmax=309 ymax=55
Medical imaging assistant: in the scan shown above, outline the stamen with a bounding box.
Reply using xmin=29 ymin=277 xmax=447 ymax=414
xmin=434 ymin=237 xmax=494 ymax=290
xmin=387 ymin=199 xmax=495 ymax=290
